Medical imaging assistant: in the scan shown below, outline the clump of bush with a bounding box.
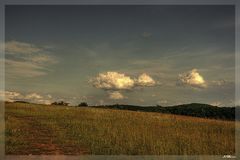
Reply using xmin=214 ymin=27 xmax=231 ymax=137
xmin=51 ymin=101 xmax=69 ymax=106
xmin=78 ymin=102 xmax=88 ymax=107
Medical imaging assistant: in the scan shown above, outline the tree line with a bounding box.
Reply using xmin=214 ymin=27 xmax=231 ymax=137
xmin=51 ymin=101 xmax=88 ymax=107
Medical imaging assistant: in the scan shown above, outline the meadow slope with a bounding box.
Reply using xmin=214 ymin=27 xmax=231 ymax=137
xmin=5 ymin=102 xmax=235 ymax=155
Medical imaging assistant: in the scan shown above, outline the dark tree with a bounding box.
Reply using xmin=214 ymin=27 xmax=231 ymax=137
xmin=51 ymin=101 xmax=69 ymax=106
xmin=78 ymin=102 xmax=88 ymax=107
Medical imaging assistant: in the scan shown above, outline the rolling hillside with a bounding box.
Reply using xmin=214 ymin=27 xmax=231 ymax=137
xmin=5 ymin=102 xmax=235 ymax=155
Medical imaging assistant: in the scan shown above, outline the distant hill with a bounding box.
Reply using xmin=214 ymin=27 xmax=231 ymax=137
xmin=93 ymin=103 xmax=237 ymax=121
xmin=8 ymin=101 xmax=237 ymax=121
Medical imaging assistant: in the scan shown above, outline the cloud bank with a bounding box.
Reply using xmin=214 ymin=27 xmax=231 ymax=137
xmin=0 ymin=91 xmax=23 ymax=102
xmin=0 ymin=90 xmax=52 ymax=105
xmin=177 ymin=69 xmax=207 ymax=88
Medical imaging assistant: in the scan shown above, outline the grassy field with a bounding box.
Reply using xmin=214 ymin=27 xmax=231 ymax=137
xmin=5 ymin=102 xmax=235 ymax=155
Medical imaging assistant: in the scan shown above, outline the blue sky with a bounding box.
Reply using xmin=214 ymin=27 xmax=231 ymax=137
xmin=3 ymin=5 xmax=236 ymax=106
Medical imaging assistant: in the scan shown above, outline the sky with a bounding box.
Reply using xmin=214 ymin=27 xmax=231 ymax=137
xmin=2 ymin=5 xmax=236 ymax=106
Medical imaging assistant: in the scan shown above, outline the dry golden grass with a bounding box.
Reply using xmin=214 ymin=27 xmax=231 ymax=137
xmin=5 ymin=102 xmax=235 ymax=155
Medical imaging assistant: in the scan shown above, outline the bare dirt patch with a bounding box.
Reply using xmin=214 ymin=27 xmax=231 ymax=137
xmin=6 ymin=115 xmax=89 ymax=155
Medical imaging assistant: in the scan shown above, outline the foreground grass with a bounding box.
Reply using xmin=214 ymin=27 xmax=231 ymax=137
xmin=5 ymin=102 xmax=235 ymax=155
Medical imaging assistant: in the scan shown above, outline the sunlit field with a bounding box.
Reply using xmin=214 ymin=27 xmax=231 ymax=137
xmin=5 ymin=102 xmax=235 ymax=155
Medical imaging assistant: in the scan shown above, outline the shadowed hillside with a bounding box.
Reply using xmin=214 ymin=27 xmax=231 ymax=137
xmin=92 ymin=103 xmax=236 ymax=121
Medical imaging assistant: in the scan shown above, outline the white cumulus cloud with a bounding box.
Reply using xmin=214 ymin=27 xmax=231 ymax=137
xmin=91 ymin=71 xmax=157 ymax=90
xmin=91 ymin=72 xmax=135 ymax=90
xmin=108 ymin=91 xmax=125 ymax=100
xmin=177 ymin=69 xmax=207 ymax=88
xmin=91 ymin=72 xmax=157 ymax=100
xmin=136 ymin=73 xmax=156 ymax=87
